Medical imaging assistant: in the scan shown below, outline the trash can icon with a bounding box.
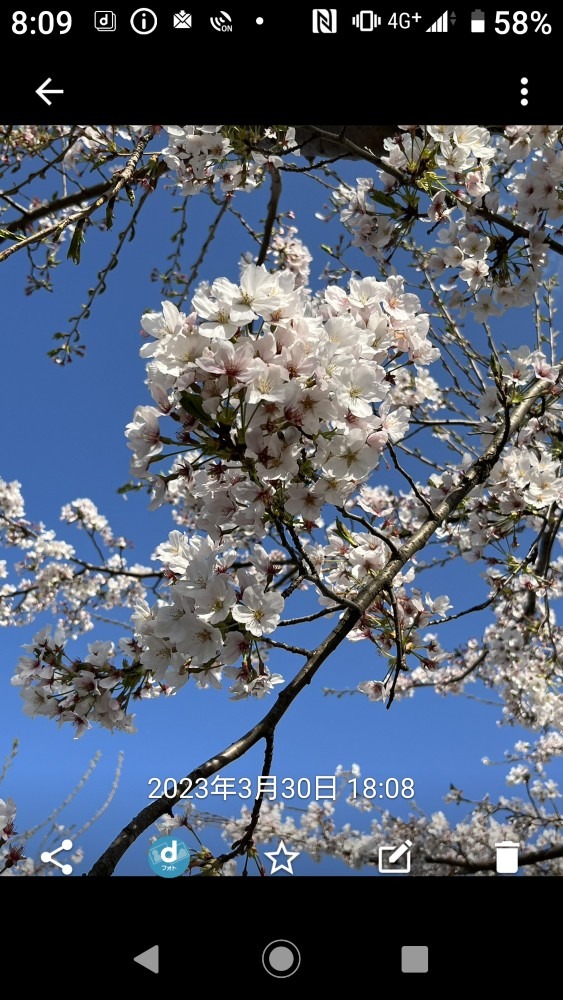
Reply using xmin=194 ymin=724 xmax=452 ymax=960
xmin=495 ymin=841 xmax=519 ymax=874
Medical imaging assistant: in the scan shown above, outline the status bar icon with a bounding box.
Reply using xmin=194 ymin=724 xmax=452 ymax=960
xmin=471 ymin=9 xmax=486 ymax=31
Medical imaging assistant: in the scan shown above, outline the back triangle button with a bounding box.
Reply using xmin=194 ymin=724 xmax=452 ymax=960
xmin=134 ymin=945 xmax=159 ymax=974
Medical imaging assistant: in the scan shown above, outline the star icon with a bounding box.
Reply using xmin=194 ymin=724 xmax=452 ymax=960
xmin=264 ymin=840 xmax=300 ymax=875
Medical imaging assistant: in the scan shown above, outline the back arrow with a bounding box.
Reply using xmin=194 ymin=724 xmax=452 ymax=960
xmin=36 ymin=78 xmax=64 ymax=106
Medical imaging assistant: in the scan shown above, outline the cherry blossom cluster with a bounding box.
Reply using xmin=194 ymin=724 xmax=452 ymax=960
xmin=329 ymin=124 xmax=562 ymax=315
xmin=1 ymin=482 xmax=152 ymax=635
xmin=10 ymin=260 xmax=451 ymax=730
xmin=11 ymin=628 xmax=140 ymax=735
xmin=0 ymin=795 xmax=29 ymax=875
xmin=160 ymin=125 xmax=296 ymax=196
xmin=1 ymin=483 xmax=166 ymax=735
xmin=384 ymin=553 xmax=563 ymax=733
xmin=269 ymin=222 xmax=312 ymax=287
xmin=0 ymin=795 xmax=16 ymax=846
xmin=0 ymin=124 xmax=68 ymax=168
xmin=123 ymin=265 xmax=445 ymax=692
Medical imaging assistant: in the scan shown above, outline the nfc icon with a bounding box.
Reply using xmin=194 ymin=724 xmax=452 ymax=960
xmin=312 ymin=8 xmax=337 ymax=33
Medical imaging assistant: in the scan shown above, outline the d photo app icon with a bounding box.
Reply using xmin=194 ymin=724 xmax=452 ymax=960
xmin=94 ymin=10 xmax=116 ymax=30
xmin=148 ymin=836 xmax=191 ymax=878
xmin=313 ymin=8 xmax=337 ymax=32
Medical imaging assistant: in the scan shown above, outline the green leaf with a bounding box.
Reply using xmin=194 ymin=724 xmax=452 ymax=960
xmin=117 ymin=481 xmax=144 ymax=495
xmin=180 ymin=390 xmax=207 ymax=422
xmin=0 ymin=229 xmax=24 ymax=242
xmin=335 ymin=517 xmax=358 ymax=547
xmin=105 ymin=198 xmax=116 ymax=230
xmin=369 ymin=189 xmax=399 ymax=210
xmin=67 ymin=225 xmax=85 ymax=264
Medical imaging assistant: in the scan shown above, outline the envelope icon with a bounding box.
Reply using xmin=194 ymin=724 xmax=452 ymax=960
xmin=174 ymin=10 xmax=192 ymax=28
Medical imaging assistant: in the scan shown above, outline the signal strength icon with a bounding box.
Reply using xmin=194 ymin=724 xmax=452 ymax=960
xmin=426 ymin=10 xmax=449 ymax=31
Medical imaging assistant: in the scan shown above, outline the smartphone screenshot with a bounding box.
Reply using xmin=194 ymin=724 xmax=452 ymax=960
xmin=1 ymin=4 xmax=561 ymax=984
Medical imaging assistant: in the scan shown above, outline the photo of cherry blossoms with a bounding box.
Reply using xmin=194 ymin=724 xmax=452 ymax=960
xmin=1 ymin=126 xmax=561 ymax=876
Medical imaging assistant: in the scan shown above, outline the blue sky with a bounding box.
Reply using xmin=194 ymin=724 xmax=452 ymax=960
xmin=1 ymin=145 xmax=558 ymax=876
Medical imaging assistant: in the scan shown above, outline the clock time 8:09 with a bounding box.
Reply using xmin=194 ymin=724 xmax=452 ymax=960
xmin=12 ymin=11 xmax=72 ymax=33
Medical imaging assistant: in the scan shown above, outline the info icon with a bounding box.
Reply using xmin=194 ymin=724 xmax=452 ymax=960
xmin=148 ymin=836 xmax=191 ymax=878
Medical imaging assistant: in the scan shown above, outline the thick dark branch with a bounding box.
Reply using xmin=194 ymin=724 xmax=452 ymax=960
xmin=385 ymin=588 xmax=405 ymax=710
xmin=523 ymin=507 xmax=563 ymax=617
xmin=0 ymin=180 xmax=112 ymax=238
xmin=86 ymin=594 xmax=360 ymax=876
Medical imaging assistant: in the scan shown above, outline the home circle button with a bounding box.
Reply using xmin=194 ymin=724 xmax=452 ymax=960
xmin=262 ymin=940 xmax=301 ymax=978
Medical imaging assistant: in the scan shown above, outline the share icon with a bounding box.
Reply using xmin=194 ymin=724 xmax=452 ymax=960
xmin=41 ymin=838 xmax=74 ymax=875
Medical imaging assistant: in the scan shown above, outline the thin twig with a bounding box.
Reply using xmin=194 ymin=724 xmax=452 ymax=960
xmin=256 ymin=166 xmax=281 ymax=266
xmin=180 ymin=196 xmax=230 ymax=302
xmin=387 ymin=442 xmax=437 ymax=519
xmin=216 ymin=732 xmax=275 ymax=869
xmin=261 ymin=637 xmax=312 ymax=657
xmin=278 ymin=606 xmax=339 ymax=627
xmin=335 ymin=505 xmax=402 ymax=558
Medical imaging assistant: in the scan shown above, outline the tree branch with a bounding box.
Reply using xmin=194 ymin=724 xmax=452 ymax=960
xmin=0 ymin=180 xmax=112 ymax=238
xmin=261 ymin=636 xmax=312 ymax=657
xmin=256 ymin=166 xmax=281 ymax=267
xmin=180 ymin=196 xmax=230 ymax=300
xmin=523 ymin=507 xmax=563 ymax=617
xmin=385 ymin=587 xmax=405 ymax=709
xmin=0 ymin=129 xmax=156 ymax=265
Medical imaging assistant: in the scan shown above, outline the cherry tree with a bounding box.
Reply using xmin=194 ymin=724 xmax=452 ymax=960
xmin=1 ymin=125 xmax=562 ymax=876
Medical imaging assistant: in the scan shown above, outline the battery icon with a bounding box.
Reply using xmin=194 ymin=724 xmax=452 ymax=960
xmin=471 ymin=9 xmax=485 ymax=31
